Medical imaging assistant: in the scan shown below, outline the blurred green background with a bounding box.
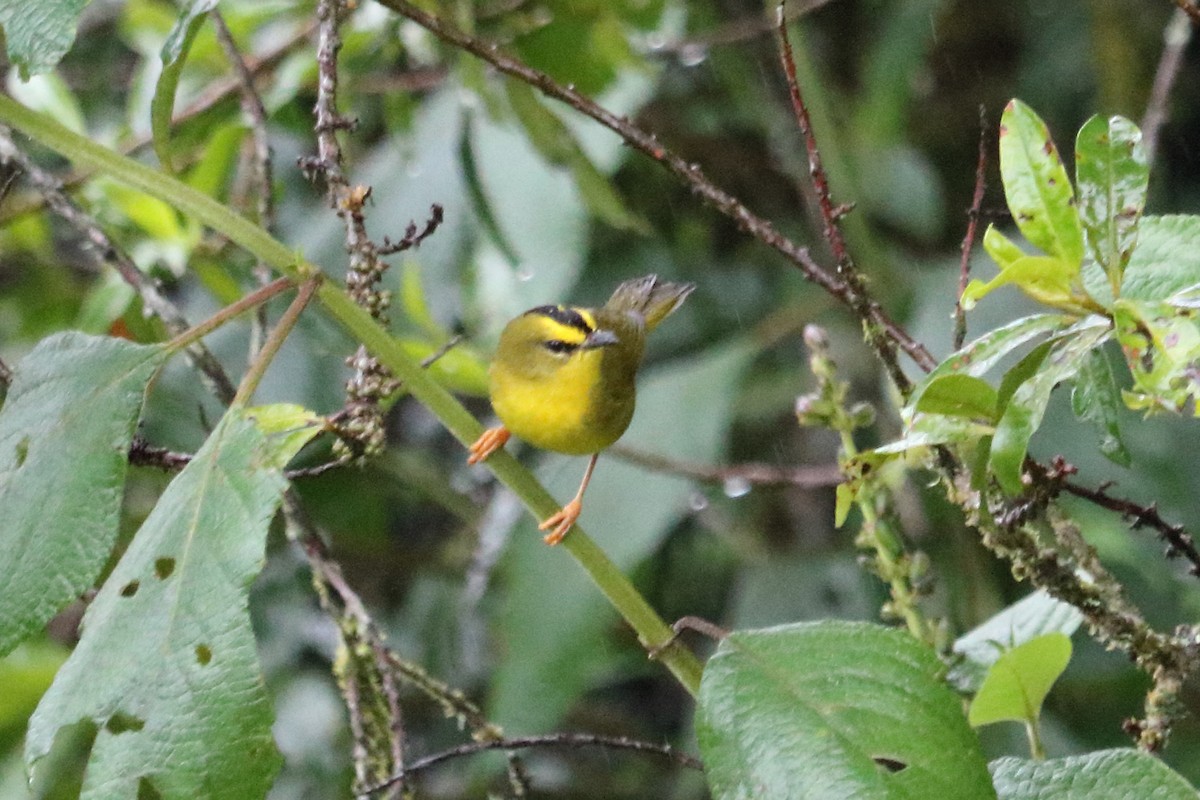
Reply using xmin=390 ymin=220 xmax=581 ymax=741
xmin=2 ymin=0 xmax=1200 ymax=796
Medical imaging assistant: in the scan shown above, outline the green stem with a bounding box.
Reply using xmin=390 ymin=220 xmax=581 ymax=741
xmin=233 ymin=278 xmax=321 ymax=406
xmin=165 ymin=276 xmax=294 ymax=355
xmin=0 ymin=94 xmax=703 ymax=696
xmin=1025 ymin=719 xmax=1047 ymax=761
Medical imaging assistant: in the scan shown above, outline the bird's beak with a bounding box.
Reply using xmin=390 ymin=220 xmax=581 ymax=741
xmin=582 ymin=329 xmax=619 ymax=349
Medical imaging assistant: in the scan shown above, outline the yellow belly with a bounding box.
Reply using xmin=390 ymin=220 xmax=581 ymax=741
xmin=490 ymin=354 xmax=621 ymax=455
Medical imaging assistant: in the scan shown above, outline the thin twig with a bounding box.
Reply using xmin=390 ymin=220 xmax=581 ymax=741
xmin=211 ymin=10 xmax=277 ymax=361
xmin=1062 ymin=480 xmax=1200 ymax=577
xmin=1142 ymin=8 xmax=1193 ymax=166
xmin=646 ymin=0 xmax=832 ymax=56
xmin=359 ymin=733 xmax=704 ymax=796
xmin=954 ymin=106 xmax=989 ymax=351
xmin=1171 ymin=0 xmax=1200 ymax=26
xmin=0 ymin=126 xmax=239 ymax=404
xmin=371 ymin=0 xmax=936 ymax=386
xmin=377 ymin=204 xmax=445 ymax=255
xmin=233 ymin=278 xmax=321 ymax=405
xmin=610 ymin=444 xmax=842 ymax=489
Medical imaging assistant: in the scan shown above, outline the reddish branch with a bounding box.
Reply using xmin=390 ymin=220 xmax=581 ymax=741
xmin=1063 ymin=481 xmax=1200 ymax=577
xmin=371 ymin=0 xmax=937 ymax=389
xmin=954 ymin=107 xmax=990 ymax=350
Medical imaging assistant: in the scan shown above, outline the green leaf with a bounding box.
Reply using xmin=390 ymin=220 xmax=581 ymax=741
xmin=1112 ymin=298 xmax=1200 ymax=415
xmin=398 ymin=338 xmax=490 ymax=397
xmin=982 ymin=224 xmax=1028 ymax=270
xmin=26 ymin=407 xmax=317 ymax=798
xmin=1071 ymin=348 xmax=1130 ymax=465
xmin=911 ymin=314 xmax=1069 ymax=409
xmin=990 ymin=749 xmax=1200 ymax=799
xmin=999 ymin=100 xmax=1085 ymax=268
xmin=969 ymin=633 xmax=1071 ymax=728
xmin=0 ymin=0 xmax=89 ymax=79
xmin=950 ymin=591 xmax=1083 ymax=694
xmin=963 ymin=256 xmax=1087 ymax=313
xmin=1118 ymin=215 xmax=1200 ymax=302
xmin=490 ymin=341 xmax=756 ymax=735
xmin=696 ymin=621 xmax=996 ymax=800
xmin=150 ymin=0 xmax=219 ymax=173
xmin=0 ymin=641 xmax=67 ymax=740
xmin=995 ymin=340 xmax=1054 ymax=413
xmin=914 ymin=374 xmax=998 ymax=420
xmin=1074 ymin=115 xmax=1148 ymax=293
xmin=989 ymin=317 xmax=1111 ymax=493
xmin=0 ymin=333 xmax=167 ymax=658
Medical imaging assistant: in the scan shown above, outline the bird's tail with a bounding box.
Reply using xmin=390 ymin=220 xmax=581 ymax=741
xmin=603 ymin=275 xmax=695 ymax=332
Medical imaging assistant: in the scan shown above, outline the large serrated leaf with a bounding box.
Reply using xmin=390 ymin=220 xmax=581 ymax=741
xmin=1071 ymin=348 xmax=1130 ymax=465
xmin=696 ymin=621 xmax=996 ymax=800
xmin=999 ymin=100 xmax=1085 ymax=269
xmin=950 ymin=591 xmax=1083 ymax=693
xmin=968 ymin=633 xmax=1072 ymax=728
xmin=0 ymin=0 xmax=89 ymax=79
xmin=0 ymin=333 xmax=167 ymax=658
xmin=989 ymin=317 xmax=1111 ymax=493
xmin=26 ymin=408 xmax=318 ymax=799
xmin=1075 ymin=115 xmax=1148 ymax=293
xmin=990 ymin=749 xmax=1200 ymax=799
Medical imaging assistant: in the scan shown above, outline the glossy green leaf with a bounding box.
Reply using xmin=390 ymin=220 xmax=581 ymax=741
xmin=950 ymin=591 xmax=1083 ymax=693
xmin=1075 ymin=115 xmax=1148 ymax=293
xmin=990 ymin=749 xmax=1199 ymax=799
xmin=490 ymin=341 xmax=756 ymax=735
xmin=914 ymin=374 xmax=998 ymax=420
xmin=995 ymin=340 xmax=1053 ymax=413
xmin=0 ymin=0 xmax=89 ymax=79
xmin=697 ymin=621 xmax=996 ymax=800
xmin=0 ymin=333 xmax=167 ymax=658
xmin=999 ymin=100 xmax=1085 ymax=268
xmin=1118 ymin=215 xmax=1200 ymax=302
xmin=26 ymin=407 xmax=318 ymax=798
xmin=911 ymin=314 xmax=1069 ymax=409
xmin=990 ymin=317 xmax=1111 ymax=493
xmin=1071 ymin=348 xmax=1130 ymax=465
xmin=150 ymin=0 xmax=219 ymax=172
xmin=969 ymin=633 xmax=1071 ymax=728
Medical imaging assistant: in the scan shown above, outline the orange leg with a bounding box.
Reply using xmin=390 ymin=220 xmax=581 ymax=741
xmin=467 ymin=426 xmax=510 ymax=465
xmin=539 ymin=453 xmax=599 ymax=545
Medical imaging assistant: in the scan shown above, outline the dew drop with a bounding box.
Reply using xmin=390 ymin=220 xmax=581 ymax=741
xmin=678 ymin=43 xmax=708 ymax=68
xmin=515 ymin=266 xmax=535 ymax=282
xmin=688 ymin=491 xmax=709 ymax=512
xmin=723 ymin=476 xmax=752 ymax=499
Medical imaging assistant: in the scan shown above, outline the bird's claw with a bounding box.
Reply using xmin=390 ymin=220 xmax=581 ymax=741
xmin=467 ymin=426 xmax=510 ymax=465
xmin=539 ymin=499 xmax=582 ymax=545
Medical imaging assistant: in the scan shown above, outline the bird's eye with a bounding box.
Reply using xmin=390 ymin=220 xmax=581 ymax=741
xmin=543 ymin=339 xmax=577 ymax=355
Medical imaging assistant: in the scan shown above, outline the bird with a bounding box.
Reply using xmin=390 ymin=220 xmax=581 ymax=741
xmin=467 ymin=275 xmax=695 ymax=544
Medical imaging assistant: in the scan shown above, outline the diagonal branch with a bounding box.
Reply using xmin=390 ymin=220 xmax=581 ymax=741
xmin=371 ymin=0 xmax=937 ymax=386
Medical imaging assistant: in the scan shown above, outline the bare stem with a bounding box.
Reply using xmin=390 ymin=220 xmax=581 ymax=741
xmin=1142 ymin=9 xmax=1193 ymax=166
xmin=233 ymin=278 xmax=321 ymax=406
xmin=954 ymin=106 xmax=990 ymax=351
xmin=165 ymin=276 xmax=293 ymax=354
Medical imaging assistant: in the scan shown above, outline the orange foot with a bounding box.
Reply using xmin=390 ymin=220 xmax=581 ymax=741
xmin=538 ymin=498 xmax=582 ymax=545
xmin=467 ymin=426 xmax=510 ymax=465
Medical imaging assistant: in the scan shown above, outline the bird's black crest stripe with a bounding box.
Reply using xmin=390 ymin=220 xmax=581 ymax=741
xmin=525 ymin=304 xmax=593 ymax=333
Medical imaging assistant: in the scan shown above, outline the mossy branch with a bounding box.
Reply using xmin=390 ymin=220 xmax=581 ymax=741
xmin=0 ymin=93 xmax=702 ymax=696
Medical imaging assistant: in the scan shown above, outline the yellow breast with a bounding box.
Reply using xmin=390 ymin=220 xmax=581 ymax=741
xmin=490 ymin=346 xmax=612 ymax=454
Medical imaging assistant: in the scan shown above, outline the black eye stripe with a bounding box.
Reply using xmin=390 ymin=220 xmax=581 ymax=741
xmin=543 ymin=339 xmax=578 ymax=354
xmin=526 ymin=305 xmax=593 ymax=333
